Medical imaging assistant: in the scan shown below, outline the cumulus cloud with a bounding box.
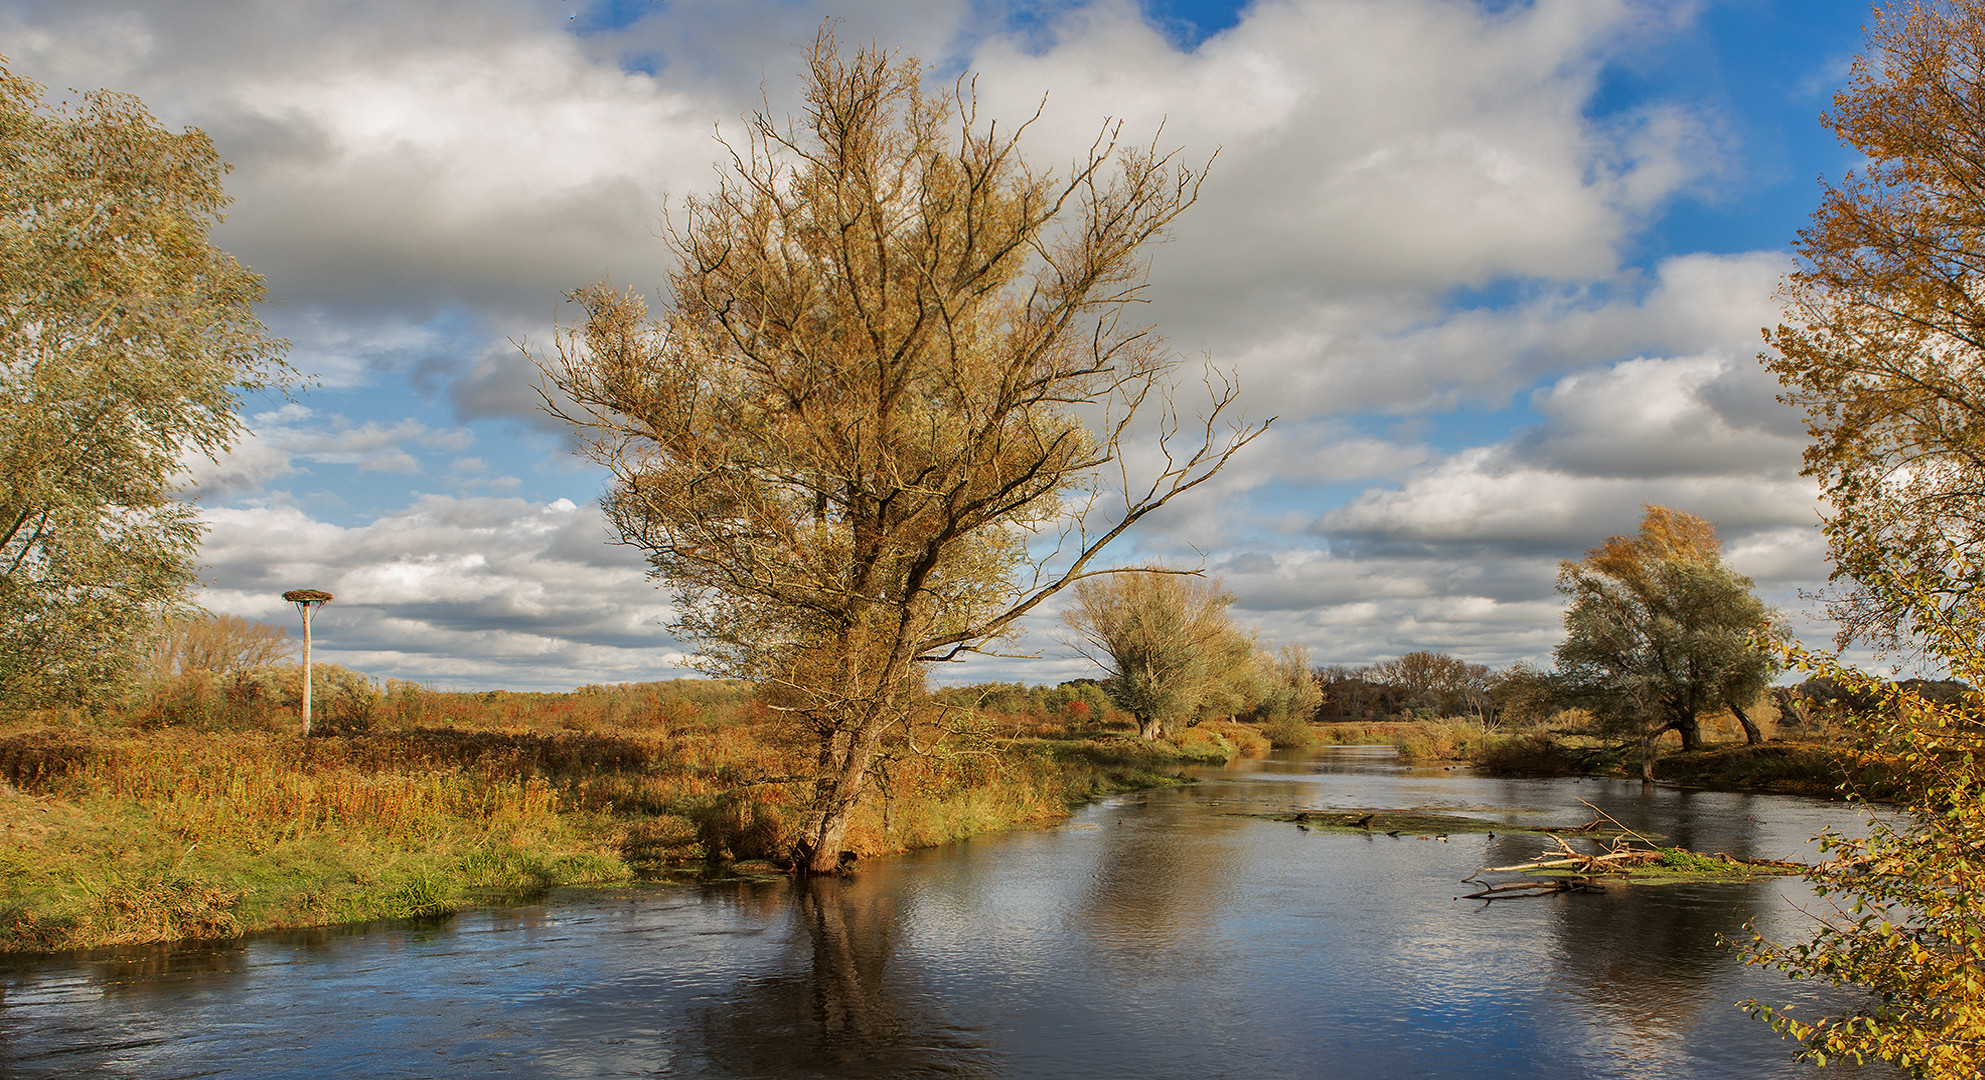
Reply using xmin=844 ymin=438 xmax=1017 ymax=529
xmin=965 ymin=0 xmax=1730 ymax=358
xmin=2 ymin=0 xmax=1846 ymax=684
xmin=1263 ymin=345 xmax=1832 ymax=667
xmin=1512 ymin=352 xmax=1803 ymax=479
xmin=197 ymin=495 xmax=686 ymax=689
xmin=181 ymin=406 xmax=482 ymax=501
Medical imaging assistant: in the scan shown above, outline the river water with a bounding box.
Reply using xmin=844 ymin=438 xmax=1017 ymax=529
xmin=0 ymin=747 xmax=1900 ymax=1078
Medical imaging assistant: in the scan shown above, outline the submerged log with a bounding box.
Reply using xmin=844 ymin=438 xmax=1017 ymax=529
xmin=1459 ymin=879 xmax=1606 ymax=901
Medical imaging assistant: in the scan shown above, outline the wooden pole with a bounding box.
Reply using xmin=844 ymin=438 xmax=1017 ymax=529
xmin=281 ymin=590 xmax=333 ymax=738
xmin=301 ymin=603 xmax=313 ymax=737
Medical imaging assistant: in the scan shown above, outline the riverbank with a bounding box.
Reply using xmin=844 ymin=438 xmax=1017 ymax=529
xmin=1317 ymin=720 xmax=1900 ymax=800
xmin=0 ymin=705 xmax=1221 ymax=954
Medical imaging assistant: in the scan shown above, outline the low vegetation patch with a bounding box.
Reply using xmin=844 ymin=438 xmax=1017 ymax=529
xmin=0 ymin=678 xmax=1218 ymax=953
xmin=1458 ymin=728 xmax=1907 ymax=799
xmin=1236 ymin=807 xmax=1652 ymax=840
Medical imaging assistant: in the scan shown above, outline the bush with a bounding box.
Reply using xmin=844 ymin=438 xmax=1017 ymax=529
xmin=1169 ymin=726 xmax=1237 ymax=762
xmin=1191 ymin=718 xmax=1269 ymax=757
xmin=1473 ymin=732 xmax=1585 ymax=775
xmin=1391 ymin=720 xmax=1489 ymax=763
xmin=1259 ymin=715 xmax=1315 ymax=749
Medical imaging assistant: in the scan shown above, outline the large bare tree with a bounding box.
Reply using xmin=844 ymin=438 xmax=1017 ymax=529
xmin=539 ymin=32 xmax=1265 ymax=873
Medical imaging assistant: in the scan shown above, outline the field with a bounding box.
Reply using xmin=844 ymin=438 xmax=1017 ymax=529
xmin=0 ymin=673 xmax=1240 ymax=953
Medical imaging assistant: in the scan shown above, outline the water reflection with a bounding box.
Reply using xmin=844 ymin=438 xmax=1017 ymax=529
xmin=683 ymin=877 xmax=998 ymax=1077
xmin=0 ymin=748 xmax=1902 ymax=1079
xmin=1551 ymin=882 xmax=1761 ymax=1041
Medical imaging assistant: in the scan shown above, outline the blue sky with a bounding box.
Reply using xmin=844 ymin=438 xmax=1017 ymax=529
xmin=2 ymin=0 xmax=1889 ymax=689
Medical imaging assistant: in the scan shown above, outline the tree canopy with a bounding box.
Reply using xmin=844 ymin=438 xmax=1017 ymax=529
xmin=1764 ymin=0 xmax=1985 ymax=656
xmin=1749 ymin=6 xmax=1985 ymax=1071
xmin=1062 ymin=569 xmax=1254 ymax=740
xmin=539 ymin=31 xmax=1263 ymax=872
xmin=0 ymin=61 xmax=288 ymax=708
xmin=1553 ymin=505 xmax=1776 ymax=778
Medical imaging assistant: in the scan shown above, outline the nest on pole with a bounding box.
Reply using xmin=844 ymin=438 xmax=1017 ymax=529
xmin=282 ymin=589 xmax=334 ymax=604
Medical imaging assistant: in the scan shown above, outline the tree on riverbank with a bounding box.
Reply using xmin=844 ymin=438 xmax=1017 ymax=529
xmin=538 ymin=31 xmax=1264 ymax=873
xmin=1763 ymin=0 xmax=1985 ymax=660
xmin=0 ymin=62 xmax=289 ymax=709
xmin=1553 ymin=506 xmax=1777 ymax=779
xmin=1061 ymin=569 xmax=1254 ymax=740
xmin=1744 ymin=643 xmax=1985 ymax=1078
xmin=1747 ymin=4 xmax=1985 ymax=1072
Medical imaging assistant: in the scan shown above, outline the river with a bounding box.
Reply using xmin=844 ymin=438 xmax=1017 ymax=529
xmin=0 ymin=746 xmax=1900 ymax=1078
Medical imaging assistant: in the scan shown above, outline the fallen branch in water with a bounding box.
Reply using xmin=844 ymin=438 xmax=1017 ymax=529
xmin=1460 ymin=832 xmax=1807 ymax=900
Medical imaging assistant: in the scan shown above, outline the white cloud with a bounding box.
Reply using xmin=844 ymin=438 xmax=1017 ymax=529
xmin=1513 ymin=352 xmax=1803 ymax=479
xmin=196 ymin=495 xmax=685 ymax=689
xmin=180 ymin=408 xmax=480 ymax=500
xmin=4 ymin=0 xmax=1848 ymax=686
xmin=1319 ymin=447 xmax=1816 ymax=549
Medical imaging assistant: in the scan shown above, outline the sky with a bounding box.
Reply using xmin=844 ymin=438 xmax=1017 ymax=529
xmin=1 ymin=0 xmax=1886 ymax=690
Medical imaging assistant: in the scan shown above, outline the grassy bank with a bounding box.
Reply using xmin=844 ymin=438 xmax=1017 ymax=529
xmin=0 ymin=679 xmax=1227 ymax=954
xmin=1316 ymin=718 xmax=1896 ymax=799
xmin=1314 ymin=720 xmax=1498 ymax=763
xmin=1478 ymin=735 xmax=1904 ymax=799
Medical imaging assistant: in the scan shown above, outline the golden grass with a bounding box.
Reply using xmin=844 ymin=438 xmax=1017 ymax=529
xmin=0 ymin=680 xmax=1205 ymax=953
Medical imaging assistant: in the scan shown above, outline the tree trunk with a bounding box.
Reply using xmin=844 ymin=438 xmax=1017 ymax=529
xmin=1138 ymin=713 xmax=1163 ymax=740
xmin=1731 ymin=702 xmax=1764 ymax=745
xmin=794 ymin=725 xmax=881 ymax=874
xmin=1639 ymin=727 xmax=1659 ymax=782
xmin=1674 ymin=710 xmax=1702 ymax=751
xmin=795 ymin=876 xmax=885 ymax=1040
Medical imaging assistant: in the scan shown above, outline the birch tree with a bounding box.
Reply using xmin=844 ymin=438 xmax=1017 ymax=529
xmin=1749 ymin=8 xmax=1985 ymax=1070
xmin=1765 ymin=0 xmax=1985 ymax=655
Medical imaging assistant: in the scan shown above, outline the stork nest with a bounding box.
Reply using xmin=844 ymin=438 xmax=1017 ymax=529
xmin=282 ymin=589 xmax=334 ymax=603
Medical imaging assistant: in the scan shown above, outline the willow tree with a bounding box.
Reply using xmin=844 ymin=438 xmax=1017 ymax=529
xmin=1062 ymin=570 xmax=1253 ymax=740
xmin=0 ymin=62 xmax=288 ymax=708
xmin=540 ymin=32 xmax=1264 ymax=873
xmin=1553 ymin=506 xmax=1777 ymax=779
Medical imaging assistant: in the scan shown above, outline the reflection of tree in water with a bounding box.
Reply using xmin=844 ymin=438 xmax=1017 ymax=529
xmin=684 ymin=876 xmax=999 ymax=1078
xmin=1547 ymin=881 xmax=1762 ymax=1044
xmin=1531 ymin=789 xmax=1783 ymax=1045
xmin=1076 ymin=807 xmax=1240 ymax=986
xmin=0 ymin=940 xmax=257 ymax=1078
xmin=80 ymin=939 xmax=254 ymax=1002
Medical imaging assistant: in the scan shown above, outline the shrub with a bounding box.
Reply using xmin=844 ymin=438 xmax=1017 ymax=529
xmin=1188 ymin=718 xmax=1268 ymax=757
xmin=1259 ymin=715 xmax=1315 ymax=749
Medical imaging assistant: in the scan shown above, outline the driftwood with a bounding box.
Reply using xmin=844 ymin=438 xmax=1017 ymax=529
xmin=1460 ymin=834 xmax=1807 ymax=902
xmin=1459 ymin=800 xmax=1804 ymax=902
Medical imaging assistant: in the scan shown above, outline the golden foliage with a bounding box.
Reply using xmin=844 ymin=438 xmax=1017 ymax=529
xmin=1554 ymin=506 xmax=1775 ymax=774
xmin=538 ymin=30 xmax=1262 ymax=871
xmin=1062 ymin=569 xmax=1252 ymax=739
xmin=144 ymin=613 xmax=295 ymax=677
xmin=1765 ymin=0 xmax=1985 ymax=653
